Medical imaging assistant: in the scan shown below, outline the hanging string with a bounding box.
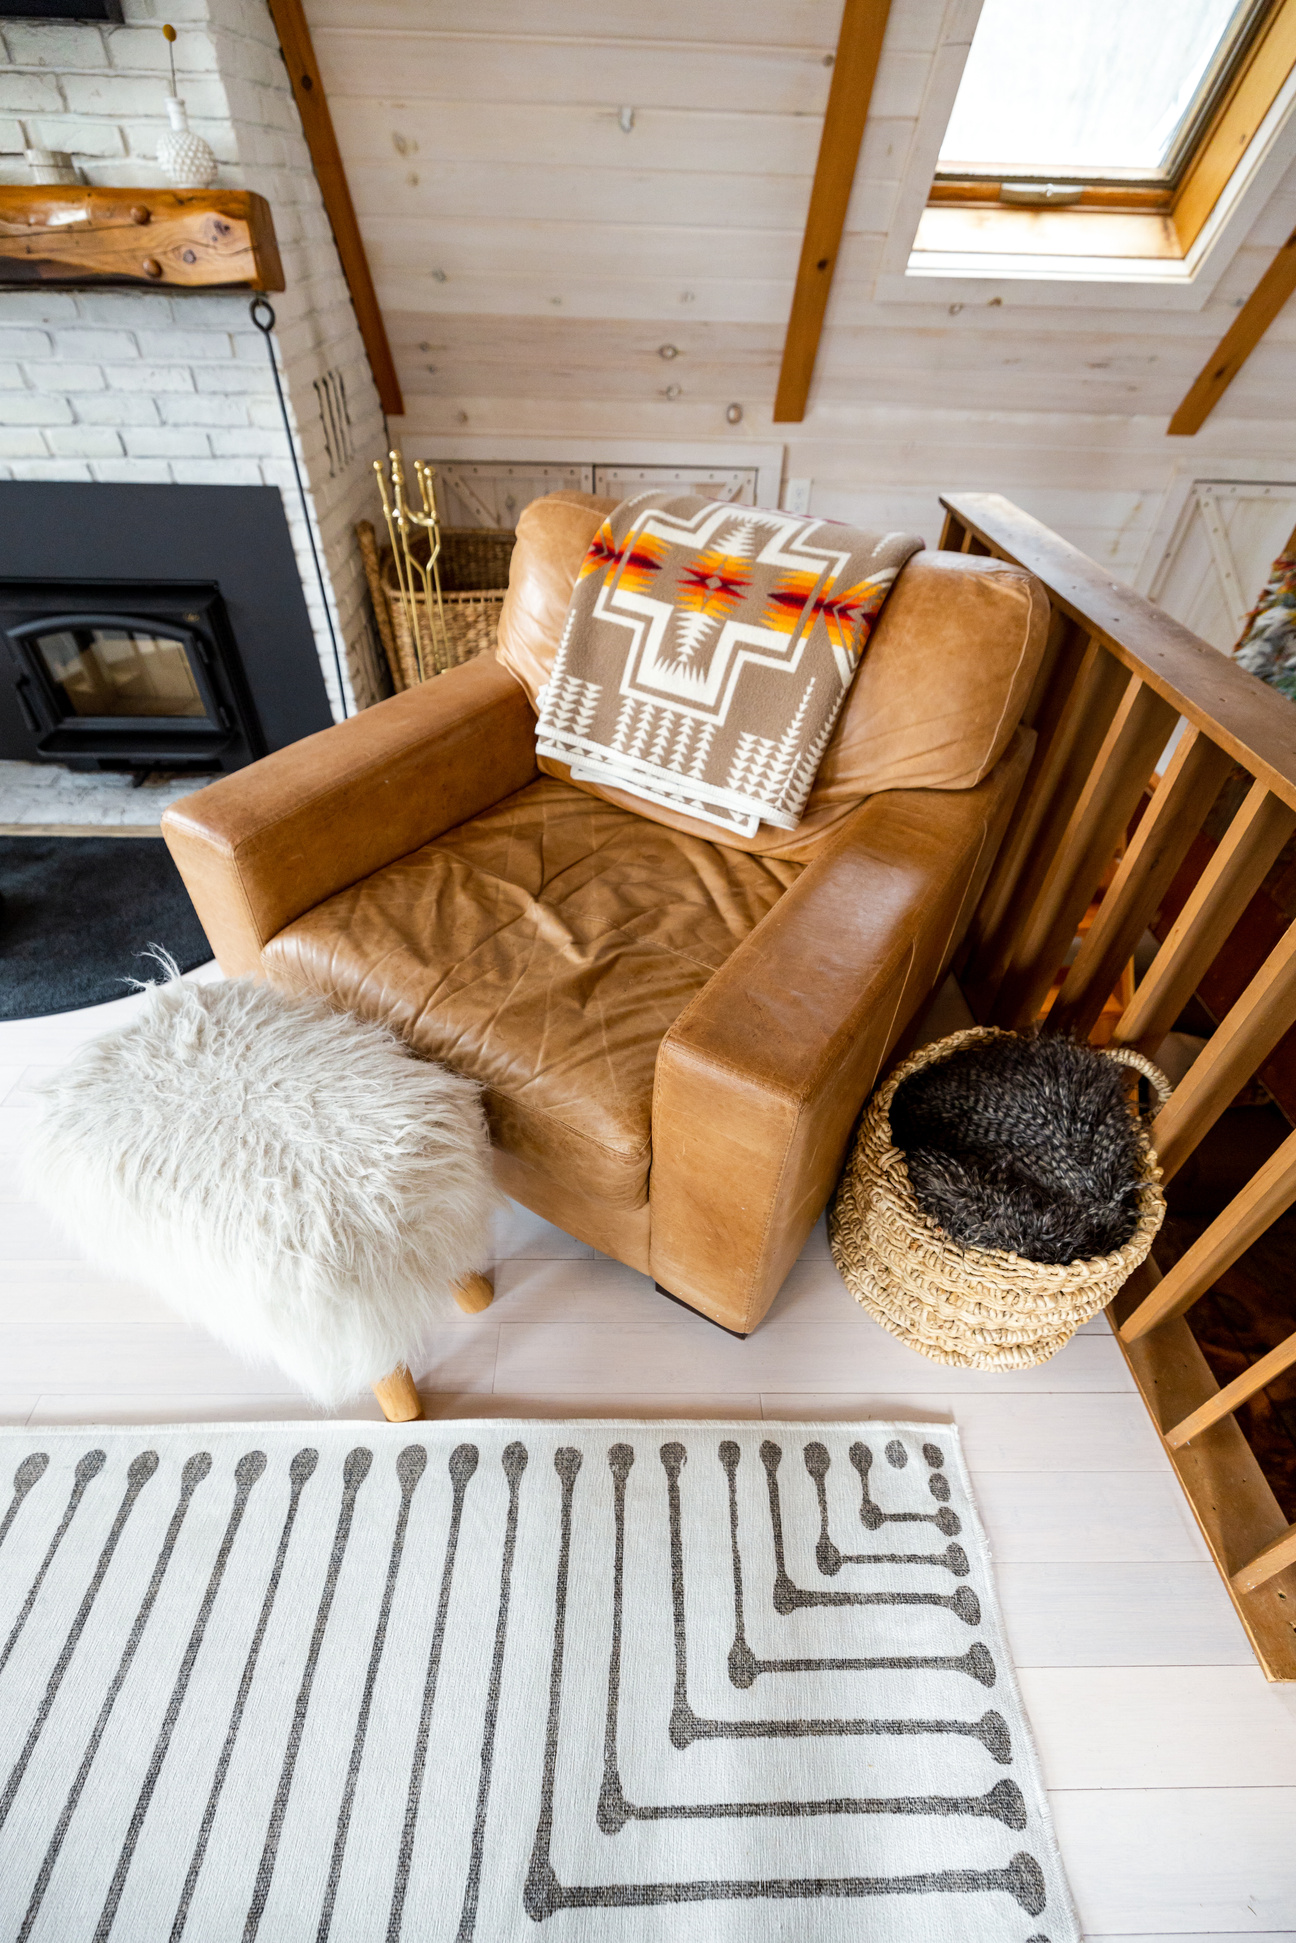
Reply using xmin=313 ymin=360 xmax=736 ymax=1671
xmin=249 ymin=295 xmax=349 ymax=719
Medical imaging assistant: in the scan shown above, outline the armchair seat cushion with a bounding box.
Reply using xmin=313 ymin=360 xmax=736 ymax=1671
xmin=262 ymin=776 xmax=799 ymax=1209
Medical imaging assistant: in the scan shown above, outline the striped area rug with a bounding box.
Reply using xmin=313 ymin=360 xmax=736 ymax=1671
xmin=0 ymin=1422 xmax=1079 ymax=1942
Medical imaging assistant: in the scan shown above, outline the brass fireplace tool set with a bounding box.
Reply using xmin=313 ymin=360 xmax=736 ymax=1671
xmin=373 ymin=450 xmax=450 ymax=681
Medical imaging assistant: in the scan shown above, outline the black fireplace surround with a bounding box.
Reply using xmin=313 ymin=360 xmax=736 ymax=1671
xmin=0 ymin=483 xmax=333 ymax=774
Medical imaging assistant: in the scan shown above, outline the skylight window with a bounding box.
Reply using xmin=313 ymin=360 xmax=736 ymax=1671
xmin=938 ymin=0 xmax=1270 ymax=184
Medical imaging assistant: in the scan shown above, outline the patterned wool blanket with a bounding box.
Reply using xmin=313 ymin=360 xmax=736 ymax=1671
xmin=534 ymin=493 xmax=923 ymax=838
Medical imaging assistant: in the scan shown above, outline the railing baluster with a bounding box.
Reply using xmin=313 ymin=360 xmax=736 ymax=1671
xmin=1166 ymin=1327 xmax=1296 ymax=1449
xmin=1049 ymin=726 xmax=1234 ymax=1042
xmin=1121 ymin=1124 xmax=1296 ymax=1341
xmin=1152 ymin=920 xmax=1296 ymax=1180
xmin=993 ymin=676 xmax=1180 ymax=1029
xmin=1113 ymin=780 xmax=1296 ymax=1059
xmin=1018 ymin=601 xmax=1073 ymax=736
xmin=1232 ymin=1524 xmax=1296 ymax=1594
xmin=963 ymin=608 xmax=1083 ymax=966
xmin=964 ymin=635 xmax=1128 ymax=1013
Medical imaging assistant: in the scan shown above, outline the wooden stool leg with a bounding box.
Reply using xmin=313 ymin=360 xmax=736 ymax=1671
xmin=371 ymin=1278 xmax=491 ymax=1416
xmin=452 ymin=1270 xmax=494 ymax=1315
xmin=372 ymin=1364 xmax=422 ymax=1422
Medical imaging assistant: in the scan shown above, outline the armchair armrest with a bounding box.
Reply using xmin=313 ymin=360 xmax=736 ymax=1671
xmin=649 ymin=728 xmax=1032 ymax=1333
xmin=162 ymin=654 xmax=538 ymax=975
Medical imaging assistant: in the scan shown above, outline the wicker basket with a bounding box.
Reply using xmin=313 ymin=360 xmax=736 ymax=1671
xmin=435 ymin=527 xmax=516 ymax=593
xmin=356 ymin=523 xmax=515 ymax=692
xmin=828 ymin=1026 xmax=1171 ymax=1370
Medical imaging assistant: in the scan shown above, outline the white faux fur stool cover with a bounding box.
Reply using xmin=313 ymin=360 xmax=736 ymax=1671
xmin=22 ymin=973 xmax=495 ymax=1405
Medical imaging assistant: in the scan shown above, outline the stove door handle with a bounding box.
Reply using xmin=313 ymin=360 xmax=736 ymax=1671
xmin=13 ymin=673 xmax=41 ymax=737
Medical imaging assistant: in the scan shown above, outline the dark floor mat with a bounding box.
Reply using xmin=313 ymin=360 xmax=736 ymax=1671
xmin=0 ymin=835 xmax=211 ymax=1021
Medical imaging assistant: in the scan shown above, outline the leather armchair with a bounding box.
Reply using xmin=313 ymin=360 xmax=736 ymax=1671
xmin=164 ymin=497 xmax=1046 ymax=1336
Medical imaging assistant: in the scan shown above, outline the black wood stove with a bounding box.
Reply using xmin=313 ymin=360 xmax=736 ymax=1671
xmin=1 ymin=580 xmax=263 ymax=774
xmin=0 ymin=482 xmax=334 ymax=775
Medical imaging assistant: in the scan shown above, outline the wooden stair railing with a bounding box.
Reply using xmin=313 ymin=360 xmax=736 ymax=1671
xmin=941 ymin=492 xmax=1296 ymax=1680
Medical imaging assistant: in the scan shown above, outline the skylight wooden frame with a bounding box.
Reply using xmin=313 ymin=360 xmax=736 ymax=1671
xmin=1175 ymin=0 xmax=1296 ymax=246
xmin=927 ymin=0 xmax=1296 ymax=253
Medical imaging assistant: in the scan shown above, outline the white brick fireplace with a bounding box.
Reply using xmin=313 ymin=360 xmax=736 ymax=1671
xmin=0 ymin=0 xmax=389 ymax=715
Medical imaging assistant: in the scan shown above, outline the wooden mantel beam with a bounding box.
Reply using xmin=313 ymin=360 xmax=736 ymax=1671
xmin=0 ymin=188 xmax=283 ymax=290
xmin=1169 ymin=223 xmax=1296 ymax=435
xmin=773 ymin=0 xmax=893 ymax=424
xmin=264 ymin=0 xmax=403 ymax=418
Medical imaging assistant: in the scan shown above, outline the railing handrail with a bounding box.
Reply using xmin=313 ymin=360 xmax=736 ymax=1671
xmin=941 ymin=491 xmax=1296 ymax=811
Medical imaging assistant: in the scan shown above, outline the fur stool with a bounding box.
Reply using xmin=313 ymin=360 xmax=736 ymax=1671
xmin=23 ymin=970 xmax=497 ymax=1421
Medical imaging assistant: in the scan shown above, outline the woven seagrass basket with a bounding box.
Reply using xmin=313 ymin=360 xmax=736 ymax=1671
xmin=828 ymin=1025 xmax=1171 ymax=1370
xmin=357 ymin=523 xmax=515 ymax=692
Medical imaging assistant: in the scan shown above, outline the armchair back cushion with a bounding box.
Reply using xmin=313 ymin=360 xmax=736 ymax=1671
xmin=496 ymin=491 xmax=1049 ymax=862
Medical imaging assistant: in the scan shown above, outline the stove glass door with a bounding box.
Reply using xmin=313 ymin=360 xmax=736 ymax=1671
xmin=32 ymin=624 xmax=208 ymax=720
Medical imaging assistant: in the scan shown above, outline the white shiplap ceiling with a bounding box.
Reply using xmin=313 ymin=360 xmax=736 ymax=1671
xmin=304 ymin=0 xmax=1296 ymax=583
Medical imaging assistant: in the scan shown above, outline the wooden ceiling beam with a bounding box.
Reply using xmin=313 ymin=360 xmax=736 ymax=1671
xmin=1168 ymin=223 xmax=1296 ymax=434
xmin=264 ymin=0 xmax=403 ymax=418
xmin=772 ymin=0 xmax=892 ymax=424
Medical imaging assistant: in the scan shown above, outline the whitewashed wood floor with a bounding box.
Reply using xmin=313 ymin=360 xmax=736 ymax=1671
xmin=2 ymin=968 xmax=1294 ymax=1941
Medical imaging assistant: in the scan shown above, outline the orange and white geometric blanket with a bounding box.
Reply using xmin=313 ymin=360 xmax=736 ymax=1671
xmin=535 ymin=493 xmax=922 ymax=837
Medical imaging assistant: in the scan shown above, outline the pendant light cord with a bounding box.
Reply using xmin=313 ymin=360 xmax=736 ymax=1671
xmin=249 ymin=295 xmax=348 ymax=719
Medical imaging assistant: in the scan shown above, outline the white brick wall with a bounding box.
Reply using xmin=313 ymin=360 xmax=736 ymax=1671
xmin=0 ymin=0 xmax=390 ymax=717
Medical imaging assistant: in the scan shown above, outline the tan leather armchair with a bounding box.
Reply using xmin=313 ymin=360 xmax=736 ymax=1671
xmin=163 ymin=494 xmax=1047 ymax=1336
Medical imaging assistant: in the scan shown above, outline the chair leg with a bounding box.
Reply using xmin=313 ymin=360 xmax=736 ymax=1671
xmin=372 ymin=1364 xmax=422 ymax=1422
xmin=654 ymin=1281 xmax=749 ymax=1339
xmin=452 ymin=1270 xmax=494 ymax=1314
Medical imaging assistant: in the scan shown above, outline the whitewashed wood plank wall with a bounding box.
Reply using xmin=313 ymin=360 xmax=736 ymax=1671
xmin=306 ymin=0 xmax=1296 ymax=581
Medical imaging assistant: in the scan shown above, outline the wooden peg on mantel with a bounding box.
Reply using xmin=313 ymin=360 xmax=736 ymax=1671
xmin=0 ymin=186 xmax=284 ymax=290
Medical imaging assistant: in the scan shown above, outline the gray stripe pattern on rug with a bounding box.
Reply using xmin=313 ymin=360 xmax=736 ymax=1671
xmin=0 ymin=1423 xmax=1080 ymax=1942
